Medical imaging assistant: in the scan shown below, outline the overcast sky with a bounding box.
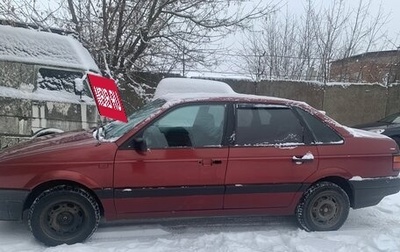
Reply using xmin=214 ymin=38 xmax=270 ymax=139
xmin=285 ymin=0 xmax=400 ymax=49
xmin=199 ymin=0 xmax=400 ymax=78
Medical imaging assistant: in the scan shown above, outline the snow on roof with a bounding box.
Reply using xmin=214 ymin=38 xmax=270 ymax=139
xmin=0 ymin=85 xmax=94 ymax=104
xmin=0 ymin=25 xmax=99 ymax=72
xmin=344 ymin=126 xmax=391 ymax=139
xmin=152 ymin=78 xmax=312 ymax=109
xmin=153 ymin=78 xmax=236 ymax=99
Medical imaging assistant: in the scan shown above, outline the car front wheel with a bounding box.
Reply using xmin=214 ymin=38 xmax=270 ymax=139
xmin=296 ymin=181 xmax=350 ymax=231
xmin=28 ymin=185 xmax=100 ymax=246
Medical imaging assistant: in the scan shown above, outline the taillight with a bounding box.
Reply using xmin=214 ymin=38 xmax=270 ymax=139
xmin=393 ymin=155 xmax=400 ymax=171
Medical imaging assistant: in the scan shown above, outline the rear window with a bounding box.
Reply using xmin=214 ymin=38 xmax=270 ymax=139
xmin=296 ymin=108 xmax=343 ymax=144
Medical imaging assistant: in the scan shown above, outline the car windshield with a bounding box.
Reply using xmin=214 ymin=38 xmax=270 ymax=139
xmin=379 ymin=113 xmax=400 ymax=124
xmin=100 ymin=99 xmax=166 ymax=140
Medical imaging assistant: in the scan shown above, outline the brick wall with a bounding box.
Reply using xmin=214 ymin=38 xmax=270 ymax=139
xmin=330 ymin=51 xmax=400 ymax=84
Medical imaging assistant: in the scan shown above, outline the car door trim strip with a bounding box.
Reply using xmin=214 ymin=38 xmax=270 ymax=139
xmin=96 ymin=183 xmax=310 ymax=199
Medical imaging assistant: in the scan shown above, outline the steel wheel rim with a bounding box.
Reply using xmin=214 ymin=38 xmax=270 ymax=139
xmin=310 ymin=194 xmax=341 ymax=228
xmin=45 ymin=201 xmax=85 ymax=237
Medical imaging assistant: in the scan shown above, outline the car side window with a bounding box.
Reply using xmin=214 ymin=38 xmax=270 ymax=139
xmin=142 ymin=104 xmax=226 ymax=148
xmin=295 ymin=108 xmax=343 ymax=144
xmin=235 ymin=104 xmax=304 ymax=146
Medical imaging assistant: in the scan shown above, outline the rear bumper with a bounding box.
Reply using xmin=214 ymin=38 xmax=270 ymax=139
xmin=0 ymin=189 xmax=30 ymax=221
xmin=350 ymin=177 xmax=400 ymax=209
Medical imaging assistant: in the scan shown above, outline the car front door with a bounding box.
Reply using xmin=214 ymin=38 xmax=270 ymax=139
xmin=224 ymin=103 xmax=319 ymax=209
xmin=113 ymin=103 xmax=229 ymax=215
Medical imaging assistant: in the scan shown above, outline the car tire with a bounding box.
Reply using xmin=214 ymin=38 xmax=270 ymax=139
xmin=28 ymin=185 xmax=100 ymax=246
xmin=296 ymin=181 xmax=349 ymax=231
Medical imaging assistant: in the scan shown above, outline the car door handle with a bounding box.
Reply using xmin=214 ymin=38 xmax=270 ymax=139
xmin=199 ymin=159 xmax=222 ymax=166
xmin=292 ymin=152 xmax=314 ymax=164
xmin=212 ymin=159 xmax=222 ymax=165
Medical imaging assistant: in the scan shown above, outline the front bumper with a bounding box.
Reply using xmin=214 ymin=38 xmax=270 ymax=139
xmin=350 ymin=177 xmax=400 ymax=209
xmin=0 ymin=189 xmax=30 ymax=221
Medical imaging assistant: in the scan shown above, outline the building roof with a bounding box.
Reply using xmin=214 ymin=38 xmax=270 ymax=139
xmin=331 ymin=50 xmax=400 ymax=64
xmin=0 ymin=24 xmax=99 ymax=72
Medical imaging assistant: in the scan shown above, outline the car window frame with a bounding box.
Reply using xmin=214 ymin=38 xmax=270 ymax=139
xmin=293 ymin=107 xmax=344 ymax=146
xmin=120 ymin=101 xmax=230 ymax=150
xmin=232 ymin=103 xmax=314 ymax=147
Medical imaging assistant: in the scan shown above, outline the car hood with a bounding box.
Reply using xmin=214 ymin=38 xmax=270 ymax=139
xmin=0 ymin=130 xmax=97 ymax=161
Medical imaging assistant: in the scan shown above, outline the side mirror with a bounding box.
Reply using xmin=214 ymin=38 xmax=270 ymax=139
xmin=132 ymin=138 xmax=147 ymax=152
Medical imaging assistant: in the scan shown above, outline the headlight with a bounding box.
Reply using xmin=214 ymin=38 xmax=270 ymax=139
xmin=368 ymin=128 xmax=385 ymax=134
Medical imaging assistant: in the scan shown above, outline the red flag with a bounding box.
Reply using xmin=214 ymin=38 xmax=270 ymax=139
xmin=87 ymin=74 xmax=128 ymax=122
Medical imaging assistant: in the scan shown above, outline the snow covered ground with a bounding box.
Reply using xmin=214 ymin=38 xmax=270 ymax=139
xmin=1 ymin=192 xmax=399 ymax=252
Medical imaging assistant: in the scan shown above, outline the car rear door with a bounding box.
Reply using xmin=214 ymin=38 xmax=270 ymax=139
xmin=113 ymin=103 xmax=229 ymax=215
xmin=224 ymin=103 xmax=319 ymax=209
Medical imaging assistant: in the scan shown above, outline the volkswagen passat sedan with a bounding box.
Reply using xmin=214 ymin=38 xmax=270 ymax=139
xmin=1 ymin=78 xmax=400 ymax=246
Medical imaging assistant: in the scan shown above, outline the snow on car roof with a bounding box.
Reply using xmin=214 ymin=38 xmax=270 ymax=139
xmin=0 ymin=25 xmax=99 ymax=72
xmin=345 ymin=126 xmax=392 ymax=139
xmin=153 ymin=78 xmax=304 ymax=107
xmin=153 ymin=78 xmax=236 ymax=99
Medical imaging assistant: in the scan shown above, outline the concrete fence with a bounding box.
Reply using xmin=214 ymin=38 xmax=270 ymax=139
xmin=118 ymin=75 xmax=399 ymax=126
xmin=221 ymin=79 xmax=399 ymax=126
xmin=2 ymin=70 xmax=399 ymax=148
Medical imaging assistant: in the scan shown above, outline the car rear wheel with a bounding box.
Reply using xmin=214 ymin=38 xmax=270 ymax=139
xmin=28 ymin=185 xmax=100 ymax=246
xmin=296 ymin=181 xmax=349 ymax=231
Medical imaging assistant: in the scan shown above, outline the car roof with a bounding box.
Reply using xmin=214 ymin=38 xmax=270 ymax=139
xmin=153 ymin=78 xmax=305 ymax=107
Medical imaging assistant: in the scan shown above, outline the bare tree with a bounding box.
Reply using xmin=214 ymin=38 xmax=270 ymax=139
xmin=0 ymin=0 xmax=277 ymax=75
xmin=297 ymin=0 xmax=319 ymax=80
xmin=0 ymin=0 xmax=279 ymax=108
xmin=239 ymin=8 xmax=312 ymax=81
xmin=313 ymin=0 xmax=349 ymax=82
xmin=341 ymin=0 xmax=388 ymax=58
xmin=239 ymin=30 xmax=267 ymax=81
xmin=239 ymin=0 xmax=391 ymax=83
xmin=64 ymin=0 xmax=277 ymax=76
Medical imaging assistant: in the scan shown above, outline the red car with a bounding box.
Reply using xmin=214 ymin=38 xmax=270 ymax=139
xmin=1 ymin=78 xmax=400 ymax=246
